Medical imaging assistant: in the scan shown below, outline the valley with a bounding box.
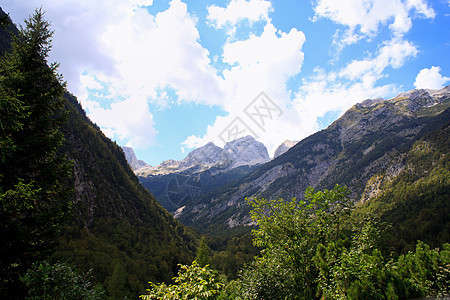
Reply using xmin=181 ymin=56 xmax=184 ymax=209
xmin=129 ymin=87 xmax=450 ymax=237
xmin=1 ymin=5 xmax=449 ymax=299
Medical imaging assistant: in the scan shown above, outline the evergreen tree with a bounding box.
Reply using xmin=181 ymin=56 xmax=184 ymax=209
xmin=196 ymin=238 xmax=212 ymax=267
xmin=0 ymin=8 xmax=72 ymax=296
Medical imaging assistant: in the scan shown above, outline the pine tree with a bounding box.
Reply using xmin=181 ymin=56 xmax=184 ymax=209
xmin=0 ymin=8 xmax=72 ymax=296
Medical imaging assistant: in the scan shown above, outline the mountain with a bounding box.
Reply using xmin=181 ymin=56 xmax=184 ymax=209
xmin=57 ymin=92 xmax=198 ymax=299
xmin=174 ymin=87 xmax=450 ymax=234
xmin=274 ymin=139 xmax=298 ymax=158
xmin=223 ymin=135 xmax=270 ymax=168
xmin=136 ymin=136 xmax=269 ymax=214
xmin=358 ymin=119 xmax=449 ymax=253
xmin=121 ymin=146 xmax=148 ymax=170
xmin=137 ymin=135 xmax=269 ymax=176
xmin=0 ymin=11 xmax=197 ymax=298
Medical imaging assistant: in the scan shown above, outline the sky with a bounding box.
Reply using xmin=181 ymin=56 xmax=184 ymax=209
xmin=3 ymin=0 xmax=450 ymax=165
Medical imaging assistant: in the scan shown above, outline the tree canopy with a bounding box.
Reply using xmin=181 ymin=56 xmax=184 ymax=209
xmin=0 ymin=8 xmax=72 ymax=297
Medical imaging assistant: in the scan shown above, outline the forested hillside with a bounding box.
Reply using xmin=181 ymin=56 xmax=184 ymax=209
xmin=176 ymin=88 xmax=450 ymax=234
xmin=0 ymin=8 xmax=198 ymax=298
xmin=358 ymin=119 xmax=450 ymax=253
xmin=55 ymin=92 xmax=198 ymax=298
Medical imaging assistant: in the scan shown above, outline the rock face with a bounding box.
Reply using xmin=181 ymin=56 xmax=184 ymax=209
xmin=136 ymin=136 xmax=269 ymax=214
xmin=174 ymin=86 xmax=450 ymax=232
xmin=274 ymin=140 xmax=298 ymax=158
xmin=223 ymin=136 xmax=270 ymax=168
xmin=121 ymin=146 xmax=148 ymax=171
xmin=179 ymin=142 xmax=224 ymax=170
xmin=137 ymin=135 xmax=269 ymax=176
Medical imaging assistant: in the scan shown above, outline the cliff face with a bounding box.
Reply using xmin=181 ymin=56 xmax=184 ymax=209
xmin=174 ymin=87 xmax=450 ymax=233
xmin=121 ymin=146 xmax=148 ymax=171
xmin=136 ymin=135 xmax=269 ymax=177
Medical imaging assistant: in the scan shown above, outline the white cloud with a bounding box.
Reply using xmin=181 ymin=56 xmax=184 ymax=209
xmin=131 ymin=0 xmax=153 ymax=6
xmin=313 ymin=0 xmax=435 ymax=48
xmin=182 ymin=22 xmax=306 ymax=156
xmin=100 ymin=0 xmax=225 ymax=106
xmin=89 ymin=95 xmax=157 ymax=148
xmin=340 ymin=39 xmax=418 ymax=85
xmin=207 ymin=0 xmax=272 ymax=30
xmin=414 ymin=66 xmax=449 ymax=89
xmin=289 ymin=37 xmax=420 ymax=145
xmin=3 ymin=0 xmax=229 ymax=149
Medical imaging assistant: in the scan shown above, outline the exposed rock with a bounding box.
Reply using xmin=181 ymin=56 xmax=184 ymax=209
xmin=137 ymin=135 xmax=269 ymax=177
xmin=121 ymin=146 xmax=148 ymax=171
xmin=274 ymin=139 xmax=298 ymax=158
xmin=223 ymin=135 xmax=270 ymax=168
xmin=179 ymin=142 xmax=224 ymax=170
xmin=175 ymin=86 xmax=450 ymax=232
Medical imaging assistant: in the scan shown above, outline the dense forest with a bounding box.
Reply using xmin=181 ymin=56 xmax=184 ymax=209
xmin=140 ymin=185 xmax=449 ymax=299
xmin=0 ymin=8 xmax=198 ymax=298
xmin=0 ymin=7 xmax=448 ymax=300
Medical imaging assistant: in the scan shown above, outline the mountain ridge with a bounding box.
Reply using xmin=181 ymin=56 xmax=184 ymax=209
xmin=0 ymin=11 xmax=198 ymax=297
xmin=136 ymin=135 xmax=270 ymax=176
xmin=173 ymin=86 xmax=450 ymax=233
xmin=122 ymin=146 xmax=148 ymax=171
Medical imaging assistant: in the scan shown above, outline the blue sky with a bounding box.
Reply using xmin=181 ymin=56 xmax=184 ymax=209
xmin=4 ymin=0 xmax=450 ymax=165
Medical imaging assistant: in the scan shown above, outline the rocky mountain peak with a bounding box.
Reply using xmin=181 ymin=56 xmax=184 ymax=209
xmin=357 ymin=98 xmax=384 ymax=108
xmin=180 ymin=142 xmax=224 ymax=169
xmin=136 ymin=136 xmax=270 ymax=176
xmin=274 ymin=140 xmax=298 ymax=158
xmin=223 ymin=135 xmax=270 ymax=168
xmin=121 ymin=146 xmax=148 ymax=171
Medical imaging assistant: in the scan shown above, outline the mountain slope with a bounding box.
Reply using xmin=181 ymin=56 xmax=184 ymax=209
xmin=0 ymin=10 xmax=197 ymax=298
xmin=176 ymin=87 xmax=450 ymax=233
xmin=57 ymin=93 xmax=198 ymax=297
xmin=358 ymin=120 xmax=450 ymax=253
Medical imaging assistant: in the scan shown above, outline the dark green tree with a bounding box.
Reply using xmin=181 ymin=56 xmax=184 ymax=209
xmin=21 ymin=261 xmax=104 ymax=300
xmin=0 ymin=12 xmax=10 ymax=29
xmin=107 ymin=263 xmax=129 ymax=299
xmin=0 ymin=8 xmax=72 ymax=296
xmin=196 ymin=238 xmax=212 ymax=267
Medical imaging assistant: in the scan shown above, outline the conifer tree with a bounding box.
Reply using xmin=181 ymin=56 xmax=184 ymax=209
xmin=0 ymin=8 xmax=72 ymax=296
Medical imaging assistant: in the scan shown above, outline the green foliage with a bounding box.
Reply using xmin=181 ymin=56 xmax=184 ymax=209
xmin=240 ymin=185 xmax=352 ymax=299
xmin=359 ymin=122 xmax=450 ymax=253
xmin=193 ymin=233 xmax=260 ymax=281
xmin=0 ymin=8 xmax=72 ymax=296
xmin=389 ymin=241 xmax=448 ymax=298
xmin=315 ymin=220 xmax=390 ymax=299
xmin=21 ymin=260 xmax=104 ymax=300
xmin=107 ymin=263 xmax=129 ymax=299
xmin=140 ymin=261 xmax=224 ymax=300
xmin=236 ymin=185 xmax=450 ymax=299
xmin=54 ymin=219 xmax=197 ymax=299
xmin=196 ymin=238 xmax=212 ymax=267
